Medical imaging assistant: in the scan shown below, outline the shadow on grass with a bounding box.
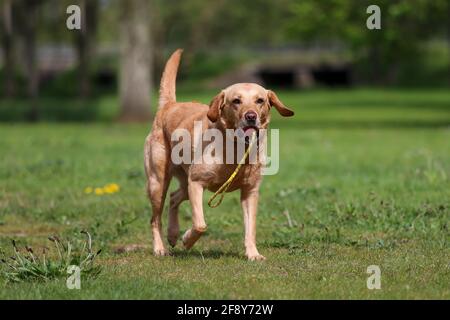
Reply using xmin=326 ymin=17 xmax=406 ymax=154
xmin=171 ymin=248 xmax=242 ymax=259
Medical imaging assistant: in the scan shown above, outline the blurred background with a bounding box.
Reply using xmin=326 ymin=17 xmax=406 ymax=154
xmin=0 ymin=0 xmax=448 ymax=122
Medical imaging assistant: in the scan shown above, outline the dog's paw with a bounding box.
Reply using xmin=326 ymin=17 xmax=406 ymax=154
xmin=182 ymin=228 xmax=204 ymax=249
xmin=167 ymin=236 xmax=178 ymax=248
xmin=247 ymin=254 xmax=266 ymax=261
xmin=182 ymin=230 xmax=194 ymax=249
xmin=153 ymin=248 xmax=170 ymax=256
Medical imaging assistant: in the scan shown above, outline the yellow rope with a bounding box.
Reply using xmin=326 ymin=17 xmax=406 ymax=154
xmin=208 ymin=132 xmax=257 ymax=208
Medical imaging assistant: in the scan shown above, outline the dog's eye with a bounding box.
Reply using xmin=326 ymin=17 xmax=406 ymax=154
xmin=232 ymin=98 xmax=241 ymax=105
xmin=256 ymin=98 xmax=265 ymax=104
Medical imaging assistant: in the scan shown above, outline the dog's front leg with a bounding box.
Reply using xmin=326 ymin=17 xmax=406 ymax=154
xmin=241 ymin=186 xmax=265 ymax=261
xmin=182 ymin=179 xmax=207 ymax=249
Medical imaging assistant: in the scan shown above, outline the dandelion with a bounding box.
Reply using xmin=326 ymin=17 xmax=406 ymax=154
xmin=103 ymin=183 xmax=120 ymax=194
xmin=85 ymin=183 xmax=120 ymax=196
xmin=84 ymin=187 xmax=93 ymax=194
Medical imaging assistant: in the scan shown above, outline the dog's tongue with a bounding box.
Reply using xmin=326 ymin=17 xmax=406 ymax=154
xmin=243 ymin=126 xmax=257 ymax=137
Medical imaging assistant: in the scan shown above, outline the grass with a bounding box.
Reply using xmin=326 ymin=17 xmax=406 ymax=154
xmin=0 ymin=232 xmax=101 ymax=283
xmin=0 ymin=89 xmax=449 ymax=299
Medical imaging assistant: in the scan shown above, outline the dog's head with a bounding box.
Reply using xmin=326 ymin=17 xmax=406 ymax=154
xmin=207 ymin=83 xmax=294 ymax=138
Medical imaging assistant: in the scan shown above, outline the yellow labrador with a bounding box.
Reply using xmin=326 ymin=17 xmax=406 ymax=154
xmin=144 ymin=50 xmax=294 ymax=260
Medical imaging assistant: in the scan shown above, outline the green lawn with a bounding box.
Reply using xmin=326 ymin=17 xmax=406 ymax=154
xmin=0 ymin=89 xmax=449 ymax=299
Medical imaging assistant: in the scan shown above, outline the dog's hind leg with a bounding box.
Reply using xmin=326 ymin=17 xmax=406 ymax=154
xmin=167 ymin=173 xmax=188 ymax=247
xmin=145 ymin=135 xmax=171 ymax=256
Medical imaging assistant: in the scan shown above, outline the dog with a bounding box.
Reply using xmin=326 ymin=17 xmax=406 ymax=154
xmin=144 ymin=49 xmax=294 ymax=260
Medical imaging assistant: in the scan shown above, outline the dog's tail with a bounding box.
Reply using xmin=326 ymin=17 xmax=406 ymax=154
xmin=158 ymin=49 xmax=183 ymax=108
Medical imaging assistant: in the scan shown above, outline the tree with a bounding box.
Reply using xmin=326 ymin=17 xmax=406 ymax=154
xmin=75 ymin=0 xmax=98 ymax=99
xmin=119 ymin=0 xmax=152 ymax=121
xmin=20 ymin=0 xmax=41 ymax=121
xmin=282 ymin=0 xmax=449 ymax=84
xmin=1 ymin=0 xmax=15 ymax=97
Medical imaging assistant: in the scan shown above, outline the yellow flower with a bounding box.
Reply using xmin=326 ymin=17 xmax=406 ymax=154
xmin=104 ymin=183 xmax=120 ymax=194
xmin=84 ymin=187 xmax=93 ymax=194
xmin=86 ymin=183 xmax=120 ymax=195
xmin=103 ymin=186 xmax=114 ymax=194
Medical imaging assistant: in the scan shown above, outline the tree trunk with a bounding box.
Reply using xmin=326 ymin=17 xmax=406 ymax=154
xmin=75 ymin=0 xmax=98 ymax=99
xmin=23 ymin=0 xmax=39 ymax=121
xmin=119 ymin=0 xmax=152 ymax=122
xmin=1 ymin=0 xmax=15 ymax=97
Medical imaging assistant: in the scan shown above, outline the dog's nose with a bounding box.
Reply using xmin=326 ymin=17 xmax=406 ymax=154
xmin=244 ymin=111 xmax=257 ymax=122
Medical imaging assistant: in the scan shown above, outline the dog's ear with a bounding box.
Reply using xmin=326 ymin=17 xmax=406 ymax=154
xmin=268 ymin=90 xmax=294 ymax=117
xmin=207 ymin=91 xmax=225 ymax=122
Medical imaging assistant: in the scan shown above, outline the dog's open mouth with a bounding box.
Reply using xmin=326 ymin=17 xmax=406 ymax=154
xmin=241 ymin=126 xmax=259 ymax=144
